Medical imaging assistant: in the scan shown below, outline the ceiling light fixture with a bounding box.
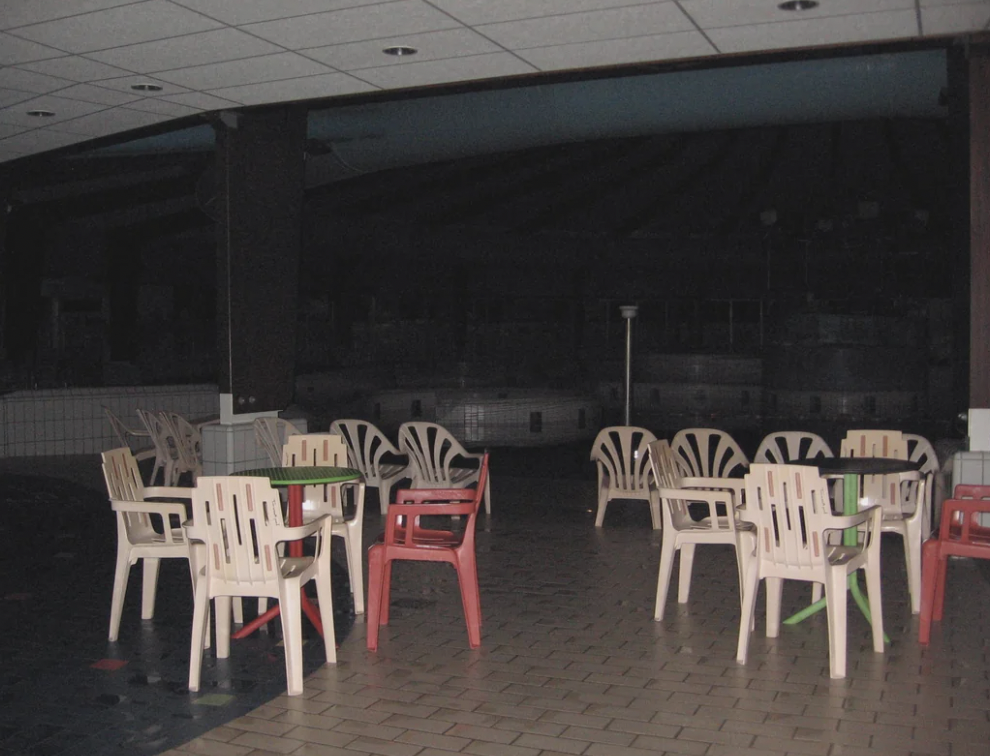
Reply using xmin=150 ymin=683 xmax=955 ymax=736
xmin=382 ymin=45 xmax=417 ymax=56
xmin=778 ymin=0 xmax=819 ymax=9
xmin=130 ymin=82 xmax=163 ymax=92
xmin=27 ymin=109 xmax=55 ymax=117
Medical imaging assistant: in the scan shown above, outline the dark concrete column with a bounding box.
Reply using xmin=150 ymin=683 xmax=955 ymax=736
xmin=971 ymin=47 xmax=990 ymax=408
xmin=214 ymin=107 xmax=306 ymax=416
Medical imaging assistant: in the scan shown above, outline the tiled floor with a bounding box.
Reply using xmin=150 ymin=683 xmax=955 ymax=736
xmin=5 ymin=450 xmax=990 ymax=756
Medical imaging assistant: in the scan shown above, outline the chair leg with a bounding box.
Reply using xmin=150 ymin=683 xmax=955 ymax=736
xmin=904 ymin=530 xmax=922 ymax=614
xmin=484 ymin=475 xmax=492 ymax=516
xmin=456 ymin=556 xmax=482 ymax=648
xmin=932 ymin=553 xmax=950 ymax=622
xmin=345 ymin=523 xmax=365 ymax=615
xmin=108 ymin=551 xmax=133 ymax=641
xmin=315 ymin=558 xmax=337 ymax=665
xmin=677 ymin=543 xmax=696 ymax=604
xmin=919 ymin=539 xmax=939 ymax=644
xmin=140 ymin=558 xmax=160 ymax=620
xmin=187 ymin=581 xmax=210 ymax=693
xmin=653 ymin=539 xmax=677 ymax=621
xmin=823 ymin=569 xmax=849 ymax=679
xmin=215 ymin=596 xmax=232 ymax=659
xmin=765 ymin=577 xmax=784 ymax=638
xmin=736 ymin=560 xmax=760 ymax=664
xmin=380 ymin=560 xmax=394 ymax=626
xmin=864 ymin=563 xmax=885 ymax=655
xmin=594 ymin=490 xmax=609 ymax=527
xmin=279 ymin=586 xmax=304 ymax=696
xmin=366 ymin=545 xmax=384 ymax=651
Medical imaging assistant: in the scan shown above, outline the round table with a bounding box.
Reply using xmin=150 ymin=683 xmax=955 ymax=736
xmin=784 ymin=456 xmax=921 ymax=632
xmin=230 ymin=466 xmax=362 ymax=639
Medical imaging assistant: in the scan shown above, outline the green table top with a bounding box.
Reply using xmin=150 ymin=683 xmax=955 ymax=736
xmin=232 ymin=466 xmax=362 ymax=485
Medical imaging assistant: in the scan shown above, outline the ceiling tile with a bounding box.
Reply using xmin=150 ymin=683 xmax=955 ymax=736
xmin=0 ymin=94 xmax=107 ymax=127
xmin=306 ymin=28 xmax=503 ymax=71
xmin=172 ymin=0 xmax=385 ymax=25
xmin=709 ymin=11 xmax=920 ymax=54
xmin=163 ymin=91 xmax=242 ymax=110
xmin=519 ymin=31 xmax=716 ymax=71
xmin=0 ymin=1 xmax=136 ymax=30
xmin=245 ymin=0 xmax=461 ymax=49
xmin=477 ymin=3 xmax=694 ymax=49
xmin=86 ymin=28 xmax=285 ymax=74
xmin=0 ymin=123 xmax=28 ymax=138
xmin=0 ymin=67 xmax=73 ymax=95
xmin=9 ymin=0 xmax=224 ymax=54
xmin=51 ymin=106 xmax=174 ymax=136
xmin=153 ymin=52 xmax=335 ymax=90
xmin=0 ymin=127 xmax=90 ymax=153
xmin=680 ymin=0 xmax=916 ymax=29
xmin=17 ymin=55 xmax=133 ymax=81
xmin=0 ymin=88 xmax=36 ymax=109
xmin=922 ymin=3 xmax=990 ymax=33
xmin=207 ymin=72 xmax=377 ymax=105
xmin=355 ymin=53 xmax=537 ymax=89
xmin=92 ymin=75 xmax=193 ymax=96
xmin=53 ymin=83 xmax=142 ymax=106
xmin=0 ymin=31 xmax=64 ymax=65
xmin=430 ymin=0 xmax=654 ymax=26
xmin=125 ymin=98 xmax=204 ymax=116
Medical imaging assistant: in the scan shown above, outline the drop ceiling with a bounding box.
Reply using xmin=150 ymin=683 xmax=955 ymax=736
xmin=0 ymin=0 xmax=987 ymax=167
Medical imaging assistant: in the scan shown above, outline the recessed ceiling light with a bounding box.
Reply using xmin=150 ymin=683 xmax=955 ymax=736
xmin=27 ymin=109 xmax=55 ymax=117
xmin=778 ymin=0 xmax=819 ymax=9
xmin=130 ymin=82 xmax=163 ymax=92
xmin=382 ymin=45 xmax=418 ymax=56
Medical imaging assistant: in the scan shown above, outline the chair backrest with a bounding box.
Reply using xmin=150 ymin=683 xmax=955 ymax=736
xmin=329 ymin=419 xmax=401 ymax=482
xmin=254 ymin=417 xmax=303 ymax=467
xmin=281 ymin=434 xmax=349 ymax=468
xmin=190 ymin=476 xmax=288 ymax=592
xmin=904 ymin=433 xmax=939 ymax=475
xmin=166 ymin=412 xmax=203 ymax=469
xmin=387 ymin=453 xmax=489 ymax=548
xmin=102 ymin=447 xmax=146 ymax=502
xmin=671 ymin=428 xmax=749 ymax=478
xmin=840 ymin=429 xmax=906 ymax=510
xmin=104 ymin=407 xmax=144 ymax=450
xmin=753 ymin=431 xmax=833 ymax=464
xmin=398 ymin=422 xmax=471 ymax=486
xmin=744 ymin=463 xmax=837 ymax=579
xmin=590 ymin=426 xmax=657 ymax=495
xmin=646 ymin=438 xmax=681 ymax=489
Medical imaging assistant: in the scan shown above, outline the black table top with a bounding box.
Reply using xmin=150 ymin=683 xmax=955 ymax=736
xmin=791 ymin=456 xmax=920 ymax=475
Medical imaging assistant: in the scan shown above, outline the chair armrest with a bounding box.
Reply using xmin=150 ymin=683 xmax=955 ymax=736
xmin=680 ymin=476 xmax=745 ymax=496
xmin=827 ymin=504 xmax=881 ymax=532
xmin=658 ymin=486 xmax=740 ymax=526
xmin=111 ymin=499 xmax=188 ymax=518
xmin=144 ymin=486 xmax=193 ymax=500
xmin=278 ymin=513 xmax=332 ymax=543
xmin=393 ymin=487 xmax=475 ymax=504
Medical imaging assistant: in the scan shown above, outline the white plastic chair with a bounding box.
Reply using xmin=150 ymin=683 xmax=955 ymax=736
xmin=253 ymin=417 xmax=303 ymax=467
xmin=165 ymin=412 xmax=204 ymax=481
xmin=103 ymin=407 xmax=154 ymax=461
xmin=753 ymin=431 xmax=833 ymax=464
xmin=329 ymin=419 xmax=410 ymax=515
xmin=648 ymin=439 xmax=755 ymax=619
xmin=671 ymin=428 xmax=749 ymax=479
xmin=398 ymin=422 xmax=491 ymax=515
xmin=282 ymin=434 xmax=367 ymax=614
xmin=137 ymin=409 xmax=198 ymax=486
xmin=589 ymin=426 xmax=660 ymax=528
xmin=186 ymin=476 xmax=336 ymax=696
xmin=736 ymin=463 xmax=885 ymax=679
xmin=904 ymin=433 xmax=939 ymax=541
xmin=841 ymin=429 xmax=927 ymax=613
xmin=102 ymin=447 xmax=195 ymax=642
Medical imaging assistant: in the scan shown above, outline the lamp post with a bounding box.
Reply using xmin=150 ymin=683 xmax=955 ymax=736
xmin=619 ymin=305 xmax=638 ymax=425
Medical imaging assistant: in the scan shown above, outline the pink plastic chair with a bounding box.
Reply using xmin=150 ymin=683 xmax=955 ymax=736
xmin=919 ymin=484 xmax=990 ymax=644
xmin=366 ymin=454 xmax=488 ymax=651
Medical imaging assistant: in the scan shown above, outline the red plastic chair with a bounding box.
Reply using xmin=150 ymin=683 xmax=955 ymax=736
xmin=919 ymin=484 xmax=990 ymax=644
xmin=366 ymin=454 xmax=488 ymax=651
